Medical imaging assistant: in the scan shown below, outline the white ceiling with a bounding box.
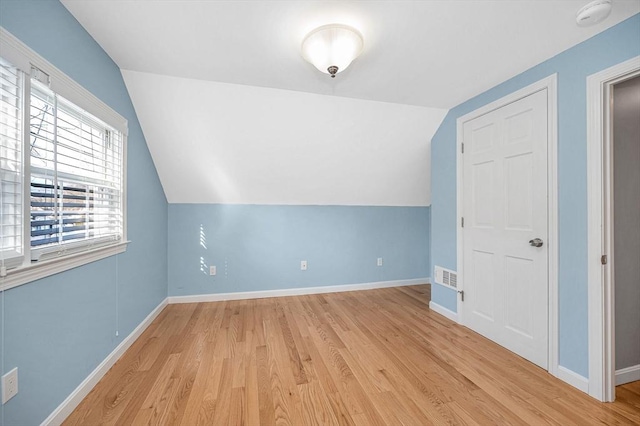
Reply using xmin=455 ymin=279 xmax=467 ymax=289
xmin=58 ymin=1 xmax=639 ymax=206
xmin=61 ymin=0 xmax=640 ymax=108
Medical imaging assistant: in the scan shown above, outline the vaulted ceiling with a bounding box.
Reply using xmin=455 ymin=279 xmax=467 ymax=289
xmin=60 ymin=1 xmax=640 ymax=205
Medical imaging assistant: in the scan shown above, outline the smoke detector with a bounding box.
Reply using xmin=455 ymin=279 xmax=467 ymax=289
xmin=576 ymin=0 xmax=612 ymax=27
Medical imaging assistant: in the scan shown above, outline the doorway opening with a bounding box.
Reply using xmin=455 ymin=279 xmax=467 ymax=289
xmin=587 ymin=56 xmax=640 ymax=402
xmin=612 ymin=75 xmax=640 ymax=390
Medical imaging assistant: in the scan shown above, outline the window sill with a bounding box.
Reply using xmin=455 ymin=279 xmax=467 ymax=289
xmin=0 ymin=241 xmax=130 ymax=292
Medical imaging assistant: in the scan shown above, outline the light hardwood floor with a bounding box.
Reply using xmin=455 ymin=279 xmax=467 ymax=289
xmin=65 ymin=285 xmax=640 ymax=425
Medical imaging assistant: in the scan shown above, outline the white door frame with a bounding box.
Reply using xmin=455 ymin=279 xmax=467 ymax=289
xmin=586 ymin=56 xmax=640 ymax=402
xmin=455 ymin=74 xmax=559 ymax=378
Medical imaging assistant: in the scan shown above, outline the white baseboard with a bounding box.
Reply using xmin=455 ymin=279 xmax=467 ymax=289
xmin=558 ymin=365 xmax=589 ymax=393
xmin=428 ymin=300 xmax=459 ymax=323
xmin=168 ymin=277 xmax=431 ymax=304
xmin=616 ymin=364 xmax=640 ymax=386
xmin=41 ymin=298 xmax=168 ymax=426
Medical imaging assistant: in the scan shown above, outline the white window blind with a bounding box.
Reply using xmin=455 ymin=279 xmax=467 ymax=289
xmin=29 ymin=80 xmax=123 ymax=260
xmin=0 ymin=56 xmax=23 ymax=270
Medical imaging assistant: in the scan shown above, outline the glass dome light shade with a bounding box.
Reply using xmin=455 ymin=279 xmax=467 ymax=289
xmin=301 ymin=24 xmax=364 ymax=76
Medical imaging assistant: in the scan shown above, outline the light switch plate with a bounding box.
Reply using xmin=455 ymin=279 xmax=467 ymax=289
xmin=2 ymin=368 xmax=18 ymax=404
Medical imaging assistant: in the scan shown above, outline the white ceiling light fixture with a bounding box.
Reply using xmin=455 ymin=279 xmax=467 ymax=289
xmin=301 ymin=24 xmax=364 ymax=78
xmin=576 ymin=0 xmax=612 ymax=27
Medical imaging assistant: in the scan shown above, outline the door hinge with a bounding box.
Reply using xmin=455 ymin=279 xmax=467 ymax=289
xmin=461 ymin=217 xmax=464 ymax=228
xmin=601 ymin=255 xmax=607 ymax=265
xmin=461 ymin=142 xmax=464 ymax=154
xmin=458 ymin=290 xmax=464 ymax=302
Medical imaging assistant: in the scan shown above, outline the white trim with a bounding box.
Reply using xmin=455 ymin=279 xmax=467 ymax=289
xmin=455 ymin=75 xmax=560 ymax=378
xmin=0 ymin=242 xmax=130 ymax=292
xmin=428 ymin=300 xmax=459 ymax=323
xmin=546 ymin=77 xmax=559 ymax=379
xmin=558 ymin=366 xmax=589 ymax=393
xmin=40 ymin=298 xmax=167 ymax=426
xmin=615 ymin=365 xmax=640 ymax=386
xmin=586 ymin=55 xmax=640 ymax=402
xmin=0 ymin=27 xmax=128 ymax=135
xmin=168 ymin=278 xmax=430 ymax=304
xmin=456 ymin=108 xmax=465 ymax=324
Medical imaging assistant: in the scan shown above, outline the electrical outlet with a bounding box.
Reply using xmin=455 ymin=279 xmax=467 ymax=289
xmin=210 ymin=265 xmax=216 ymax=276
xmin=300 ymin=260 xmax=308 ymax=271
xmin=377 ymin=257 xmax=383 ymax=266
xmin=2 ymin=368 xmax=18 ymax=404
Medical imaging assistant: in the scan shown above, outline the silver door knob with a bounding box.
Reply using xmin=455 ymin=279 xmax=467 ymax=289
xmin=529 ymin=238 xmax=544 ymax=247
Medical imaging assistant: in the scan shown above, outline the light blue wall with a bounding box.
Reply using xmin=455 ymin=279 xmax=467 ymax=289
xmin=169 ymin=205 xmax=430 ymax=296
xmin=430 ymin=14 xmax=640 ymax=378
xmin=0 ymin=1 xmax=168 ymax=425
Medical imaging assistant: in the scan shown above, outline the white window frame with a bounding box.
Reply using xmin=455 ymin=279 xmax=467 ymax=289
xmin=0 ymin=27 xmax=128 ymax=291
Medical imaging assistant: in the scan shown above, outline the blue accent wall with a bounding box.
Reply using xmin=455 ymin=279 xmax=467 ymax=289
xmin=169 ymin=205 xmax=430 ymax=296
xmin=0 ymin=1 xmax=168 ymax=425
xmin=430 ymin=14 xmax=640 ymax=378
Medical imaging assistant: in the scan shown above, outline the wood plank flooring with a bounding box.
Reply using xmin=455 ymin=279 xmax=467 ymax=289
xmin=65 ymin=285 xmax=640 ymax=425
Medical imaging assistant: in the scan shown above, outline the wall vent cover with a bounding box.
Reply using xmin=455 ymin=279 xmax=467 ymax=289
xmin=434 ymin=266 xmax=458 ymax=290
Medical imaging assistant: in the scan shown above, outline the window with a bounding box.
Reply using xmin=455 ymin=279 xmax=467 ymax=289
xmin=0 ymin=28 xmax=127 ymax=290
xmin=29 ymin=80 xmax=124 ymax=259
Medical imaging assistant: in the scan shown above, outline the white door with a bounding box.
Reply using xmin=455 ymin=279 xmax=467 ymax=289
xmin=462 ymin=89 xmax=548 ymax=369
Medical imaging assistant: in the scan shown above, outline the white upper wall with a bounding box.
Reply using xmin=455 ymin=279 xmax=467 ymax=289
xmin=122 ymin=70 xmax=447 ymax=205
